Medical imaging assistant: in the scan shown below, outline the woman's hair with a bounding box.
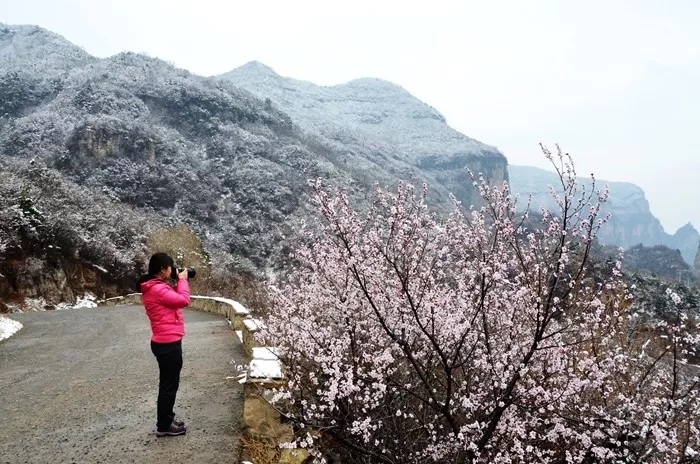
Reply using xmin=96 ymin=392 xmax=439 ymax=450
xmin=148 ymin=252 xmax=174 ymax=276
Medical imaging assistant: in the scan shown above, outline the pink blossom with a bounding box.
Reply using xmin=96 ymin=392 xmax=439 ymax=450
xmin=265 ymin=145 xmax=700 ymax=463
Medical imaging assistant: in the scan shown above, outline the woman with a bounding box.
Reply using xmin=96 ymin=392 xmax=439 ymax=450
xmin=137 ymin=252 xmax=190 ymax=437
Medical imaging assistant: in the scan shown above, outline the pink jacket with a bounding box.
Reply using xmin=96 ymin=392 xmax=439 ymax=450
xmin=140 ymin=277 xmax=190 ymax=343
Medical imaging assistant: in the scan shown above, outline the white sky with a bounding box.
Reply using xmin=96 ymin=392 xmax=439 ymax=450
xmin=2 ymin=0 xmax=699 ymax=233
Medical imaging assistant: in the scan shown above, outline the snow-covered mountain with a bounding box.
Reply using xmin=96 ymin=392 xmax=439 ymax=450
xmin=221 ymin=61 xmax=508 ymax=209
xmin=0 ymin=23 xmax=696 ymax=310
xmin=0 ymin=25 xmax=511 ymax=305
xmin=222 ymin=61 xmax=697 ymax=268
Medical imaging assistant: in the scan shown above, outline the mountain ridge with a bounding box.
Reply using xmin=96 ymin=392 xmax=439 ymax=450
xmin=222 ymin=61 xmax=698 ymax=267
xmin=0 ymin=23 xmax=95 ymax=72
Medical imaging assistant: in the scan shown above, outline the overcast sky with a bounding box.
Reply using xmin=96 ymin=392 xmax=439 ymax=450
xmin=2 ymin=0 xmax=698 ymax=232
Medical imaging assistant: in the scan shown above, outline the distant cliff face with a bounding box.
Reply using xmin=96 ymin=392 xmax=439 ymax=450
xmin=672 ymin=223 xmax=700 ymax=269
xmin=509 ymin=165 xmax=699 ymax=267
xmin=221 ymin=62 xmax=508 ymax=209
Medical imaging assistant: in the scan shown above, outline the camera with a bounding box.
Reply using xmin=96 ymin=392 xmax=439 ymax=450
xmin=171 ymin=266 xmax=196 ymax=279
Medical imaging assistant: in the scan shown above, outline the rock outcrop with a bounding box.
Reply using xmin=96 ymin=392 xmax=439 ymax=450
xmin=0 ymin=254 xmax=125 ymax=310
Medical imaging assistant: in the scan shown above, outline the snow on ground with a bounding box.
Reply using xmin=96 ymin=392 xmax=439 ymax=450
xmin=55 ymin=294 xmax=98 ymax=310
xmin=0 ymin=293 xmax=97 ymax=341
xmin=251 ymin=346 xmax=281 ymax=360
xmin=0 ymin=316 xmax=23 ymax=341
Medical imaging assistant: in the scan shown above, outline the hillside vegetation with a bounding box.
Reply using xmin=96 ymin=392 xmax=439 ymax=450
xmin=0 ymin=24 xmax=507 ymax=307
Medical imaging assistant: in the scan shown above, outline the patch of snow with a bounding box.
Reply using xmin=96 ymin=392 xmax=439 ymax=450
xmin=23 ymin=297 xmax=48 ymax=311
xmin=74 ymin=294 xmax=98 ymax=308
xmin=55 ymin=293 xmax=98 ymax=310
xmin=252 ymin=346 xmax=281 ymax=360
xmin=235 ymin=330 xmax=243 ymax=343
xmin=243 ymin=318 xmax=266 ymax=331
xmin=0 ymin=316 xmax=23 ymax=341
xmin=92 ymin=264 xmax=108 ymax=273
xmin=249 ymin=359 xmax=284 ymax=379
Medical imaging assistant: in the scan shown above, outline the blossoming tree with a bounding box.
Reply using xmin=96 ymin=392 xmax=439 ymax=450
xmin=265 ymin=146 xmax=700 ymax=463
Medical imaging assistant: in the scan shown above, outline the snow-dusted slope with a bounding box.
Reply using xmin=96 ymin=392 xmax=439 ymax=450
xmin=0 ymin=23 xmax=95 ymax=72
xmin=222 ymin=62 xmax=508 ymax=207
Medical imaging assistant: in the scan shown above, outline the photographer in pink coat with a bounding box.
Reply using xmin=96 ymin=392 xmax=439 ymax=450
xmin=137 ymin=252 xmax=190 ymax=437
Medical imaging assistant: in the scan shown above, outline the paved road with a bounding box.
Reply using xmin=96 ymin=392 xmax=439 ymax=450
xmin=0 ymin=305 xmax=246 ymax=464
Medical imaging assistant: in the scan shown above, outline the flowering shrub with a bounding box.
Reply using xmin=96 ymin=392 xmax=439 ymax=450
xmin=266 ymin=145 xmax=700 ymax=463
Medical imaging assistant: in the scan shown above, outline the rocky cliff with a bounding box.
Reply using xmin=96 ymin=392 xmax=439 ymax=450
xmin=509 ymin=165 xmax=699 ymax=267
xmin=221 ymin=62 xmax=508 ymax=209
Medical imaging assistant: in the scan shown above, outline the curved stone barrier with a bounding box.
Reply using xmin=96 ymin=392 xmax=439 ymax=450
xmin=100 ymin=293 xmax=250 ymax=328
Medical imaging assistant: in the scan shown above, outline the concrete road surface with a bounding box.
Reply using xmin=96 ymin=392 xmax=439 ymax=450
xmin=0 ymin=305 xmax=246 ymax=464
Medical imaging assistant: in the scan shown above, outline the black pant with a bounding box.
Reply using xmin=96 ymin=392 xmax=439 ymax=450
xmin=151 ymin=340 xmax=183 ymax=431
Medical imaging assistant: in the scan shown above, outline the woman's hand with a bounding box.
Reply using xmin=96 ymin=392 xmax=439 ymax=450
xmin=177 ymin=268 xmax=188 ymax=280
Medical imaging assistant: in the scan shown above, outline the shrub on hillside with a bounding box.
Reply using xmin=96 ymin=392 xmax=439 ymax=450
xmin=145 ymin=226 xmax=211 ymax=293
